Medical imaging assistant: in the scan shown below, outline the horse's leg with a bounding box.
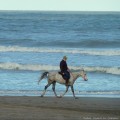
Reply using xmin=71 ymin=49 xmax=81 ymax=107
xmin=52 ymin=81 xmax=58 ymax=97
xmin=71 ymin=85 xmax=77 ymax=99
xmin=41 ymin=82 xmax=51 ymax=97
xmin=60 ymin=86 xmax=69 ymax=98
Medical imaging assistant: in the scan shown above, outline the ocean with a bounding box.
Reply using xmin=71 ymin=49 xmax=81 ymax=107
xmin=0 ymin=11 xmax=120 ymax=97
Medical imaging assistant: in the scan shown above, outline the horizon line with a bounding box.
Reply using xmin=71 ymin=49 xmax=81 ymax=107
xmin=0 ymin=10 xmax=120 ymax=12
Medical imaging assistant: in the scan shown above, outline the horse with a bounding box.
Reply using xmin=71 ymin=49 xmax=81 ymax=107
xmin=38 ymin=70 xmax=88 ymax=98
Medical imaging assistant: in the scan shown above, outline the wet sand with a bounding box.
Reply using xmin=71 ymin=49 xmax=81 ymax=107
xmin=0 ymin=96 xmax=120 ymax=120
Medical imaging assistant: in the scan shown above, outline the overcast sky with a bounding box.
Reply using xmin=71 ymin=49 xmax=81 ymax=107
xmin=0 ymin=0 xmax=120 ymax=11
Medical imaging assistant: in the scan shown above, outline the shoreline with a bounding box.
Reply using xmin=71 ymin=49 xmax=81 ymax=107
xmin=0 ymin=96 xmax=120 ymax=120
xmin=0 ymin=89 xmax=120 ymax=98
xmin=0 ymin=95 xmax=120 ymax=98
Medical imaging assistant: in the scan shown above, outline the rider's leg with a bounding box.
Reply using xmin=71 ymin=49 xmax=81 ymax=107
xmin=65 ymin=71 xmax=70 ymax=85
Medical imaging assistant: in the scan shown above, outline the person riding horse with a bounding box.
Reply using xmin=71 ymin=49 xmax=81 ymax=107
xmin=59 ymin=56 xmax=70 ymax=85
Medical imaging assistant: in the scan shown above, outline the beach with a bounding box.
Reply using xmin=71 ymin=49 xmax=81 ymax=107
xmin=0 ymin=96 xmax=120 ymax=120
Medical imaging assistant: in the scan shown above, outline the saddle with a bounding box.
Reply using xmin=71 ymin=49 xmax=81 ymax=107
xmin=58 ymin=71 xmax=70 ymax=81
xmin=58 ymin=72 xmax=63 ymax=76
xmin=58 ymin=71 xmax=64 ymax=78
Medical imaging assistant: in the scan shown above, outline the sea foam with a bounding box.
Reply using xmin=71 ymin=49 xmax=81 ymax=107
xmin=0 ymin=46 xmax=120 ymax=56
xmin=0 ymin=62 xmax=120 ymax=75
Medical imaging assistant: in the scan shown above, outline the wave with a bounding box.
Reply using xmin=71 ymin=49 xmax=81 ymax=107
xmin=48 ymin=40 xmax=120 ymax=48
xmin=1 ymin=39 xmax=120 ymax=48
xmin=0 ymin=62 xmax=120 ymax=75
xmin=78 ymin=40 xmax=120 ymax=48
xmin=0 ymin=45 xmax=120 ymax=56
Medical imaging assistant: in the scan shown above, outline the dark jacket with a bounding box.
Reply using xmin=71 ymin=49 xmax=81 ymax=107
xmin=60 ymin=60 xmax=68 ymax=73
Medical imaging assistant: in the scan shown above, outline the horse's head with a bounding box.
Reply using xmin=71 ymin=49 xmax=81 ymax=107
xmin=79 ymin=69 xmax=88 ymax=81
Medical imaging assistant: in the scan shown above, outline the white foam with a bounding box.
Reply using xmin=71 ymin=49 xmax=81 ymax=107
xmin=0 ymin=62 xmax=58 ymax=71
xmin=0 ymin=62 xmax=120 ymax=75
xmin=0 ymin=45 xmax=120 ymax=56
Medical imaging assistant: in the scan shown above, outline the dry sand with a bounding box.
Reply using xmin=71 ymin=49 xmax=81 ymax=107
xmin=0 ymin=96 xmax=120 ymax=120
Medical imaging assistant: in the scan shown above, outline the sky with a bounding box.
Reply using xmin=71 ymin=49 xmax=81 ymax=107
xmin=0 ymin=0 xmax=120 ymax=11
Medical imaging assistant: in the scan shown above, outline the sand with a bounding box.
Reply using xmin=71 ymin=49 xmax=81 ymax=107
xmin=0 ymin=96 xmax=120 ymax=120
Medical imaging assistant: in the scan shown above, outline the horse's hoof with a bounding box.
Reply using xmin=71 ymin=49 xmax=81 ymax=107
xmin=74 ymin=97 xmax=78 ymax=99
xmin=57 ymin=95 xmax=62 ymax=98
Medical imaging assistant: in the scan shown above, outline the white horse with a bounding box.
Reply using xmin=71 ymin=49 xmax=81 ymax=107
xmin=38 ymin=70 xmax=88 ymax=98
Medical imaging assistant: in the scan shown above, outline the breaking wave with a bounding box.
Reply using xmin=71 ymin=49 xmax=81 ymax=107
xmin=0 ymin=62 xmax=120 ymax=75
xmin=0 ymin=45 xmax=120 ymax=56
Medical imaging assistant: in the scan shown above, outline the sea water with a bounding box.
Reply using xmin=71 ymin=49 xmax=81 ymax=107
xmin=0 ymin=11 xmax=120 ymax=97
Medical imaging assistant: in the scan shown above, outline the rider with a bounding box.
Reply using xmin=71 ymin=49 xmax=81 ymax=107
xmin=60 ymin=56 xmax=70 ymax=85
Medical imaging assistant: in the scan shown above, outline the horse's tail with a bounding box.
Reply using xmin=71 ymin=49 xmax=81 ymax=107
xmin=38 ymin=72 xmax=49 ymax=85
